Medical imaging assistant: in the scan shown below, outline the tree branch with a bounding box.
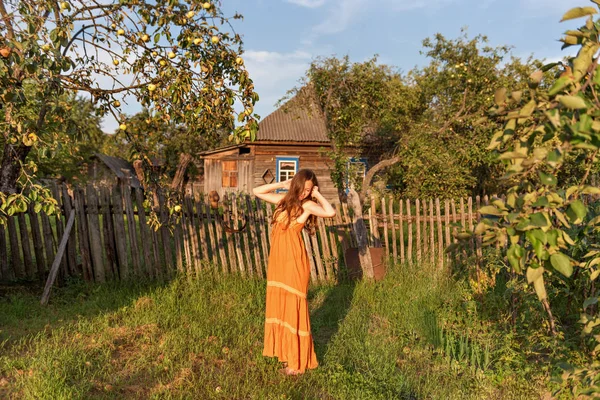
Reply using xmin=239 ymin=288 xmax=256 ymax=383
xmin=436 ymin=88 xmax=468 ymax=136
xmin=359 ymin=155 xmax=400 ymax=204
xmin=0 ymin=0 xmax=15 ymax=40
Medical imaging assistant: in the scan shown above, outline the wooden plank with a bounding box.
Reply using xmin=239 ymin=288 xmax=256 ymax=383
xmin=17 ymin=212 xmax=34 ymax=280
xmin=476 ymin=195 xmax=483 ymax=263
xmin=389 ymin=196 xmax=398 ymax=261
xmin=429 ymin=199 xmax=435 ymax=267
xmin=381 ymin=196 xmax=389 ymax=257
xmin=184 ymin=196 xmax=201 ymax=276
xmin=180 ymin=201 xmax=193 ymax=276
xmin=265 ymin=201 xmax=274 ymax=251
xmin=61 ymin=185 xmax=77 ymax=276
xmin=436 ymin=198 xmax=444 ymax=270
xmin=341 ymin=201 xmax=356 ymax=247
xmin=74 ymin=188 xmax=93 ymax=281
xmin=40 ymin=210 xmax=75 ymax=305
xmin=406 ymin=199 xmax=413 ymax=262
xmin=27 ymin=204 xmax=46 ymax=281
xmin=310 ymin=230 xmax=326 ymax=282
xmin=135 ymin=188 xmax=155 ymax=279
xmin=334 ymin=203 xmax=348 ymax=253
xmin=0 ymin=227 xmax=10 ymax=281
xmin=122 ymin=182 xmax=141 ymax=276
xmin=460 ymin=197 xmax=467 ymax=261
xmin=370 ymin=196 xmax=381 ymax=247
xmin=150 ymin=216 xmax=162 ymax=280
xmin=223 ymin=194 xmax=239 ymax=274
xmin=7 ymin=216 xmax=23 ymax=279
xmin=231 ymin=193 xmax=247 ymax=276
xmin=444 ymin=199 xmax=451 ymax=267
xmin=398 ymin=199 xmax=405 ymax=264
xmin=195 ymin=197 xmax=210 ymax=264
xmin=317 ymin=216 xmax=334 ymax=281
xmin=49 ymin=182 xmax=67 ymax=280
xmin=98 ymin=187 xmax=116 ymax=281
xmin=197 ymin=199 xmax=212 ymax=264
xmin=190 ymin=195 xmax=203 ymax=272
xmin=213 ymin=201 xmax=230 ymax=274
xmin=451 ymin=199 xmax=458 ymax=262
xmin=40 ymin=211 xmax=57 ymax=280
xmin=326 ymin=211 xmax=339 ymax=273
xmin=86 ymin=184 xmax=106 ymax=283
xmin=415 ymin=199 xmax=421 ymax=262
xmin=255 ymin=198 xmax=270 ymax=275
xmin=468 ymin=196 xmax=475 ymax=253
xmin=422 ymin=200 xmax=429 ymax=257
xmin=201 ymin=196 xmax=222 ymax=266
xmin=246 ymin=195 xmax=263 ymax=277
xmin=112 ymin=186 xmax=129 ymax=280
xmin=302 ymin=230 xmax=318 ymax=283
xmin=173 ymin=219 xmax=185 ymax=275
xmin=158 ymin=191 xmax=173 ymax=277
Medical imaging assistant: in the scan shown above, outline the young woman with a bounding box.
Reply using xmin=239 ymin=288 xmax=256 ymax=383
xmin=252 ymin=169 xmax=336 ymax=375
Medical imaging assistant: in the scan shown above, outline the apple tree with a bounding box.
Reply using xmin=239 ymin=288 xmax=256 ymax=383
xmin=476 ymin=2 xmax=600 ymax=346
xmin=0 ymin=0 xmax=258 ymax=223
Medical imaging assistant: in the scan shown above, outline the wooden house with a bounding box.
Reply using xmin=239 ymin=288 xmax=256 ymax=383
xmin=201 ymin=97 xmax=347 ymax=202
xmin=87 ymin=153 xmax=142 ymax=188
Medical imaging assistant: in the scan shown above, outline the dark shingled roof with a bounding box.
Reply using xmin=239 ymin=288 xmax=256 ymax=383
xmin=93 ymin=153 xmax=141 ymax=188
xmin=257 ymin=95 xmax=329 ymax=143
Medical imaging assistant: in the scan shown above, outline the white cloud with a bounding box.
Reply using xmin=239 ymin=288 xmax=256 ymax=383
xmin=287 ymin=0 xmax=326 ymax=7
xmin=243 ymin=49 xmax=313 ymax=116
xmin=312 ymin=0 xmax=453 ymax=35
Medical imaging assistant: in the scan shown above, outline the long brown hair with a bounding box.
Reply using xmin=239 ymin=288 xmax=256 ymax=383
xmin=272 ymin=169 xmax=319 ymax=234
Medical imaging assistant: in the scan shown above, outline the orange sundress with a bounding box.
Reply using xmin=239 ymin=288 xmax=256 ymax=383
xmin=262 ymin=215 xmax=318 ymax=372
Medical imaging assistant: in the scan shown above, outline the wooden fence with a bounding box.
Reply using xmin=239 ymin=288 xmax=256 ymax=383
xmin=0 ymin=182 xmax=487 ymax=285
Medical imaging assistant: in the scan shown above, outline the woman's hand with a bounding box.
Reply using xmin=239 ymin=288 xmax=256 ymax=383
xmin=311 ymin=185 xmax=320 ymax=197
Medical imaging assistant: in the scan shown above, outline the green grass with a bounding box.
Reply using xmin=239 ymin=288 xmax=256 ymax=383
xmin=0 ymin=263 xmax=546 ymax=399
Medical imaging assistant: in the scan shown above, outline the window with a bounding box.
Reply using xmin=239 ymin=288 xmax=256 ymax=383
xmin=276 ymin=156 xmax=299 ymax=183
xmin=222 ymin=160 xmax=238 ymax=188
xmin=346 ymin=158 xmax=368 ymax=191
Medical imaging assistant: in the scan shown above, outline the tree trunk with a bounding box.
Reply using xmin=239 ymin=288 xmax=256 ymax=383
xmin=170 ymin=153 xmax=193 ymax=193
xmin=0 ymin=143 xmax=31 ymax=194
xmin=347 ymin=188 xmax=374 ymax=279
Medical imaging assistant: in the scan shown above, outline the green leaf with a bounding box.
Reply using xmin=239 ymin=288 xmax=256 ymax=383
xmin=547 ymin=230 xmax=559 ymax=247
xmin=563 ymin=230 xmax=576 ymax=246
xmin=529 ymin=229 xmax=547 ymax=245
xmin=527 ymin=266 xmax=545 ymax=284
xmin=558 ymin=95 xmax=588 ymax=110
xmin=33 ymin=203 xmax=42 ymax=213
xmin=538 ymin=172 xmax=557 ymax=186
xmin=548 ymin=76 xmax=572 ymax=96
xmin=526 ymin=267 xmax=547 ymax=301
xmin=530 ymin=212 xmax=550 ymax=228
xmin=566 ymin=200 xmax=587 ymax=223
xmin=550 ymin=252 xmax=573 ymax=277
xmin=508 ymin=244 xmax=524 ymax=273
xmin=478 ymin=205 xmax=503 ymax=216
xmin=560 ymin=6 xmax=597 ymax=22
xmin=584 ymin=297 xmax=598 ymax=309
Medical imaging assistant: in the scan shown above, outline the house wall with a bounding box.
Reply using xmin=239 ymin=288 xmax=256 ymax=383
xmin=202 ymin=142 xmax=344 ymax=203
xmin=251 ymin=143 xmax=339 ymax=203
xmin=203 ymin=154 xmax=254 ymax=198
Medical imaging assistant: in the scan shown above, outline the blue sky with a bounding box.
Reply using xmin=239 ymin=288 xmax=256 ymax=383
xmin=102 ymin=0 xmax=588 ymax=132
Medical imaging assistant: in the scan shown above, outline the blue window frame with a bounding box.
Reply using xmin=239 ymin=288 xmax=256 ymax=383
xmin=346 ymin=157 xmax=368 ymax=193
xmin=276 ymin=156 xmax=299 ymax=191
